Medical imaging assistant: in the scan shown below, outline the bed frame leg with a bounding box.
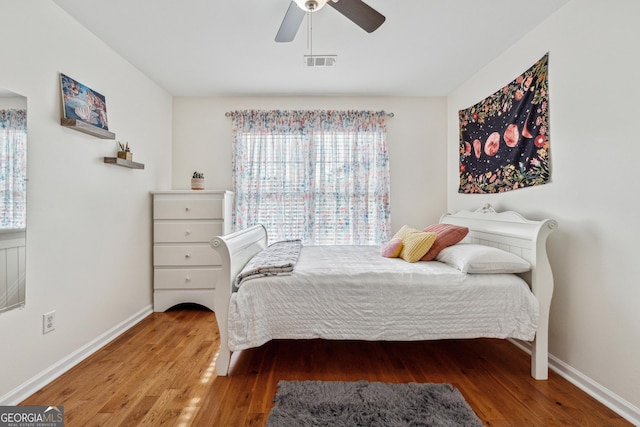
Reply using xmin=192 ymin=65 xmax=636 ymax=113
xmin=213 ymin=309 xmax=232 ymax=376
xmin=213 ymin=291 xmax=232 ymax=376
xmin=216 ymin=346 xmax=232 ymax=376
xmin=531 ymin=319 xmax=549 ymax=380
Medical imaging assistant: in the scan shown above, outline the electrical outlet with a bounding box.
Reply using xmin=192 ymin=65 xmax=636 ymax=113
xmin=43 ymin=311 xmax=56 ymax=334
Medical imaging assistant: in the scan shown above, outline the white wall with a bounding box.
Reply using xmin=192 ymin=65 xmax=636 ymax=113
xmin=0 ymin=94 xmax=27 ymax=109
xmin=447 ymin=0 xmax=640 ymax=416
xmin=172 ymin=97 xmax=448 ymax=233
xmin=0 ymin=0 xmax=172 ymax=402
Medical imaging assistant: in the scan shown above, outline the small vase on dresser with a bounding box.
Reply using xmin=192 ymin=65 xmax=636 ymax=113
xmin=150 ymin=190 xmax=233 ymax=312
xmin=191 ymin=178 xmax=205 ymax=190
xmin=191 ymin=171 xmax=205 ymax=190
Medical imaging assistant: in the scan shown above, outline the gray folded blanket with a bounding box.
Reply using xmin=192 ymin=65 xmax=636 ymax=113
xmin=235 ymin=239 xmax=302 ymax=287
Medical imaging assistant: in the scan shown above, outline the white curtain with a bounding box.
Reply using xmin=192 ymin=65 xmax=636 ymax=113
xmin=230 ymin=110 xmax=390 ymax=245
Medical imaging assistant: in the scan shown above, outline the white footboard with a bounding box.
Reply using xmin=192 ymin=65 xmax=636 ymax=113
xmin=210 ymin=224 xmax=268 ymax=375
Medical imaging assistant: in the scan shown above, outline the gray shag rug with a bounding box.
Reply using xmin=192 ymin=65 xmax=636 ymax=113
xmin=266 ymin=380 xmax=484 ymax=427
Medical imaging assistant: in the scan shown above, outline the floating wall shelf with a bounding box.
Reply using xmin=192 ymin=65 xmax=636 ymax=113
xmin=61 ymin=118 xmax=116 ymax=139
xmin=103 ymin=157 xmax=145 ymax=169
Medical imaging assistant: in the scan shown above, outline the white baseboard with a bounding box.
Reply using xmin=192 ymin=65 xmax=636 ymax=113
xmin=0 ymin=305 xmax=152 ymax=406
xmin=509 ymin=339 xmax=640 ymax=426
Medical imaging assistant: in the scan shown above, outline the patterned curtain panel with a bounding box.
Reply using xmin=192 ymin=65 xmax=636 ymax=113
xmin=458 ymin=54 xmax=550 ymax=193
xmin=229 ymin=110 xmax=390 ymax=245
xmin=0 ymin=109 xmax=27 ymax=230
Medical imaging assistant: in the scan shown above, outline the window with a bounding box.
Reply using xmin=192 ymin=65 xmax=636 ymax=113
xmin=230 ymin=110 xmax=390 ymax=245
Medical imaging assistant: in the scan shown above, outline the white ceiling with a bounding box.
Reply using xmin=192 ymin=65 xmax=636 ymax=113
xmin=51 ymin=0 xmax=569 ymax=97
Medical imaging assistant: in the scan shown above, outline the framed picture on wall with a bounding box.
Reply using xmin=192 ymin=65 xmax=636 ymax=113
xmin=59 ymin=73 xmax=109 ymax=130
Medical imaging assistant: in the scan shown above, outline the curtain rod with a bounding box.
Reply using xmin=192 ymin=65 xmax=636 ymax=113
xmin=225 ymin=111 xmax=394 ymax=118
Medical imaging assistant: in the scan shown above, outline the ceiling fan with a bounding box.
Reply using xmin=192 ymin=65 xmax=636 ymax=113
xmin=275 ymin=0 xmax=385 ymax=43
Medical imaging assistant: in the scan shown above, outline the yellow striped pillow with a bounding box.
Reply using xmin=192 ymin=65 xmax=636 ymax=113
xmin=393 ymin=224 xmax=414 ymax=240
xmin=400 ymin=231 xmax=437 ymax=263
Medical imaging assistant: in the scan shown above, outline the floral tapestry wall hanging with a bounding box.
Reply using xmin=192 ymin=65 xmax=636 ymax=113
xmin=458 ymin=53 xmax=549 ymax=193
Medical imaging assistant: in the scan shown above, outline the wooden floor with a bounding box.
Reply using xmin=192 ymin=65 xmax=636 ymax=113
xmin=22 ymin=306 xmax=631 ymax=426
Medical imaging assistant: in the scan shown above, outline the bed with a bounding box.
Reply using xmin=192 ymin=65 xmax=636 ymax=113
xmin=210 ymin=204 xmax=557 ymax=380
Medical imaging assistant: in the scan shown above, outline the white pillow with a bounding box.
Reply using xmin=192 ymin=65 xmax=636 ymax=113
xmin=435 ymin=243 xmax=531 ymax=274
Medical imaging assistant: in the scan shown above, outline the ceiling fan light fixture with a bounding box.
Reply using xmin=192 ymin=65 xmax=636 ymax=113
xmin=276 ymin=0 xmax=385 ymax=43
xmin=294 ymin=0 xmax=329 ymax=12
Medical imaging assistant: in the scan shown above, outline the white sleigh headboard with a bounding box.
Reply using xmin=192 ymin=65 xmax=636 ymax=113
xmin=440 ymin=203 xmax=558 ymax=379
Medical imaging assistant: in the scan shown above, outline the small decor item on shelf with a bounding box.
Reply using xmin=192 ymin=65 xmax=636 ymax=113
xmin=191 ymin=172 xmax=205 ymax=190
xmin=116 ymin=141 xmax=133 ymax=161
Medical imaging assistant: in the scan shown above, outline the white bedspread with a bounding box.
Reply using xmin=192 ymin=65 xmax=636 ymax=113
xmin=227 ymin=245 xmax=539 ymax=351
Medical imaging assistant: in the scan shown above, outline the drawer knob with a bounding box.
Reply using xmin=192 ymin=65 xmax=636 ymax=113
xmin=185 ymin=253 xmax=191 ymax=258
xmin=185 ymin=230 xmax=191 ymax=235
xmin=185 ymin=207 xmax=191 ymax=212
xmin=185 ymin=276 xmax=191 ymax=282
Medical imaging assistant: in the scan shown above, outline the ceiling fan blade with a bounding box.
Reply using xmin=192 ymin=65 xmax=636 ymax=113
xmin=327 ymin=0 xmax=385 ymax=33
xmin=275 ymin=2 xmax=306 ymax=42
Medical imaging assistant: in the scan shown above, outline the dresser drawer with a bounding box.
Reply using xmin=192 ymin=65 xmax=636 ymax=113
xmin=154 ymin=221 xmax=223 ymax=243
xmin=154 ymin=245 xmax=221 ymax=266
xmin=154 ymin=198 xmax=223 ymax=220
xmin=154 ymin=268 xmax=220 ymax=290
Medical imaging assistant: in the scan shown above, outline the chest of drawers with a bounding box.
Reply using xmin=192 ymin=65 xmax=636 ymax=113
xmin=151 ymin=190 xmax=233 ymax=311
